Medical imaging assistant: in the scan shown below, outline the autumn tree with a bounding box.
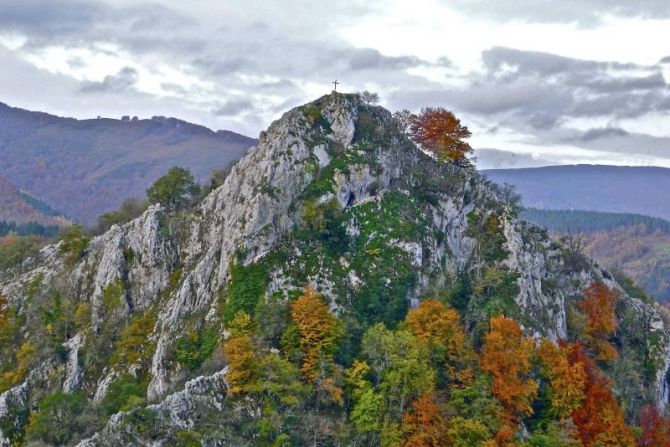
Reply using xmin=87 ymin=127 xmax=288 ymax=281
xmin=579 ymin=283 xmax=618 ymax=361
xmin=406 ymin=299 xmax=472 ymax=384
xmin=221 ymin=311 xmax=257 ymax=395
xmin=637 ymin=404 xmax=670 ymax=447
xmin=409 ymin=107 xmax=472 ymax=162
xmin=569 ymin=343 xmax=635 ymax=447
xmin=402 ymin=393 xmax=449 ymax=447
xmin=536 ymin=339 xmax=586 ymax=420
xmin=479 ymin=316 xmax=538 ymax=429
xmin=289 ymin=287 xmax=340 ymax=382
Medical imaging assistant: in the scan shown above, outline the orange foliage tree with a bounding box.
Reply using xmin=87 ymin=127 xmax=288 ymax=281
xmin=402 ymin=393 xmax=449 ymax=447
xmin=479 ymin=316 xmax=538 ymax=426
xmin=406 ymin=299 xmax=471 ymax=384
xmin=579 ymin=283 xmax=618 ymax=361
xmin=290 ymin=287 xmax=340 ymax=382
xmin=536 ymin=339 xmax=586 ymax=420
xmin=222 ymin=335 xmax=256 ymax=395
xmin=221 ymin=311 xmax=257 ymax=395
xmin=637 ymin=404 xmax=670 ymax=447
xmin=409 ymin=107 xmax=472 ymax=162
xmin=569 ymin=343 xmax=635 ymax=446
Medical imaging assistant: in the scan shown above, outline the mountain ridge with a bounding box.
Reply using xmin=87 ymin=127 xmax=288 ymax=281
xmin=484 ymin=164 xmax=670 ymax=221
xmin=0 ymin=101 xmax=256 ymax=225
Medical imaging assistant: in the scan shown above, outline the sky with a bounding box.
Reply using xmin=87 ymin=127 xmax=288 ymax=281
xmin=0 ymin=0 xmax=669 ymax=169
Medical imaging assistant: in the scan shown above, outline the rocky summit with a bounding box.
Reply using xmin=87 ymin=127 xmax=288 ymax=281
xmin=1 ymin=93 xmax=669 ymax=446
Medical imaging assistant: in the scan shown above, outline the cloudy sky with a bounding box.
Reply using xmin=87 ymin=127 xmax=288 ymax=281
xmin=1 ymin=0 xmax=669 ymax=168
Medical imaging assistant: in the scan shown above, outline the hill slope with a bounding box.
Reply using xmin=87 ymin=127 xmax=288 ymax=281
xmin=0 ymin=174 xmax=65 ymax=226
xmin=0 ymin=94 xmax=669 ymax=446
xmin=0 ymin=102 xmax=255 ymax=225
xmin=484 ymin=165 xmax=670 ymax=221
xmin=521 ymin=208 xmax=670 ymax=303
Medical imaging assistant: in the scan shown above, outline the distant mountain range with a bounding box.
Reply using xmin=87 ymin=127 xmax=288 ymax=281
xmin=484 ymin=165 xmax=670 ymax=221
xmin=0 ymin=102 xmax=256 ymax=225
xmin=0 ymin=173 xmax=66 ymax=226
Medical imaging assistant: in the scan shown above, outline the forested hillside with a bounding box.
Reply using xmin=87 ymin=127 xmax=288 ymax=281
xmin=0 ymin=102 xmax=255 ymax=225
xmin=0 ymin=174 xmax=65 ymax=226
xmin=521 ymin=208 xmax=670 ymax=303
xmin=1 ymin=94 xmax=669 ymax=446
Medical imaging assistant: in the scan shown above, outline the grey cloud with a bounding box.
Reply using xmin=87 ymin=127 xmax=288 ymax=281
xmin=343 ymin=48 xmax=423 ymax=71
xmin=661 ymin=56 xmax=670 ymax=64
xmin=579 ymin=127 xmax=630 ymax=141
xmin=214 ymin=99 xmax=255 ymax=116
xmin=79 ymin=67 xmax=138 ymax=93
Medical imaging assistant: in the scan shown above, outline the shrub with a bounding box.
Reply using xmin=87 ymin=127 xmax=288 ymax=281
xmin=101 ymin=374 xmax=146 ymax=416
xmin=174 ymin=326 xmax=219 ymax=371
xmin=59 ymin=225 xmax=89 ymax=266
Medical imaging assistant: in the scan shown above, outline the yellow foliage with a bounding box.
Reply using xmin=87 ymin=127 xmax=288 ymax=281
xmin=537 ymin=339 xmax=586 ymax=420
xmin=290 ymin=287 xmax=340 ymax=382
xmin=222 ymin=335 xmax=256 ymax=395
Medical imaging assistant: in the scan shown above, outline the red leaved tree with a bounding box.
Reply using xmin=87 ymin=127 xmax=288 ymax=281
xmin=637 ymin=404 xmax=670 ymax=447
xmin=409 ymin=107 xmax=472 ymax=162
xmin=579 ymin=283 xmax=619 ymax=361
xmin=569 ymin=342 xmax=635 ymax=446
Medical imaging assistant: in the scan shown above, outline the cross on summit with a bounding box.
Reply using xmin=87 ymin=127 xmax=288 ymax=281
xmin=332 ymin=79 xmax=339 ymax=91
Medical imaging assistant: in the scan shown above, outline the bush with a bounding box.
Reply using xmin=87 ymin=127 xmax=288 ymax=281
xmin=174 ymin=326 xmax=219 ymax=371
xmin=224 ymin=259 xmax=269 ymax=322
xmin=101 ymin=374 xmax=146 ymax=416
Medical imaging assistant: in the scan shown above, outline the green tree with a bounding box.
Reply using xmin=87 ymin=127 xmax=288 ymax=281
xmin=26 ymin=392 xmax=87 ymax=445
xmin=146 ymin=167 xmax=200 ymax=211
xmin=59 ymin=225 xmax=89 ymax=266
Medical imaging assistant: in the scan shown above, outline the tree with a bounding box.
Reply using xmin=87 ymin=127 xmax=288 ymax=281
xmin=409 ymin=107 xmax=472 ymax=162
xmin=637 ymin=404 xmax=670 ymax=447
xmin=568 ymin=343 xmax=635 ymax=447
xmin=406 ymin=299 xmax=471 ymax=384
xmin=393 ymin=109 xmax=414 ymax=135
xmin=289 ymin=287 xmax=340 ymax=381
xmin=479 ymin=316 xmax=537 ymax=425
xmin=578 ymin=283 xmax=618 ymax=361
xmin=96 ymin=197 xmax=148 ymax=233
xmin=25 ymin=392 xmax=87 ymax=446
xmin=115 ymin=312 xmax=156 ymax=368
xmin=361 ymin=324 xmax=436 ymax=420
xmin=59 ymin=225 xmax=89 ymax=266
xmin=222 ymin=334 xmax=257 ymax=395
xmin=359 ymin=90 xmax=380 ymax=105
xmin=536 ymin=339 xmax=586 ymax=420
xmin=146 ymin=167 xmax=200 ymax=211
xmin=402 ymin=393 xmax=449 ymax=447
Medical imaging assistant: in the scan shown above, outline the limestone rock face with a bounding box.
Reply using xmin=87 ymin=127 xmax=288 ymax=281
xmin=2 ymin=92 xmax=670 ymax=444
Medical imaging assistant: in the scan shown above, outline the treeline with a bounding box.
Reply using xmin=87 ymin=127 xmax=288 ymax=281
xmin=520 ymin=208 xmax=670 ymax=234
xmin=0 ymin=220 xmax=60 ymax=238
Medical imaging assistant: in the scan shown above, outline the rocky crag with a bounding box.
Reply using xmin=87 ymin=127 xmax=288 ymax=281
xmin=0 ymin=93 xmax=668 ymax=446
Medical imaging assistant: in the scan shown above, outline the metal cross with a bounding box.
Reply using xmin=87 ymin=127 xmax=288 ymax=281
xmin=332 ymin=79 xmax=339 ymax=91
